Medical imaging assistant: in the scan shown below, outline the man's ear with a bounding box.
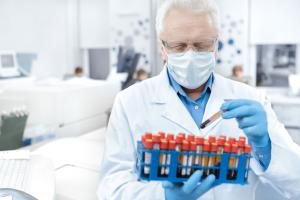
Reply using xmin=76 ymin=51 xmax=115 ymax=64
xmin=160 ymin=45 xmax=168 ymax=64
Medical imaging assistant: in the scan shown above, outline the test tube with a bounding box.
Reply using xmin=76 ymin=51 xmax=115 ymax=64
xmin=227 ymin=143 xmax=238 ymax=180
xmin=187 ymin=141 xmax=196 ymax=176
xmin=167 ymin=133 xmax=174 ymax=141
xmin=187 ymin=134 xmax=195 ymax=143
xmin=178 ymin=132 xmax=186 ymax=140
xmin=208 ymin=142 xmax=218 ymax=175
xmin=195 ymin=136 xmax=204 ymax=166
xmin=143 ymin=139 xmax=153 ymax=176
xmin=175 ymin=135 xmax=184 ymax=176
xmin=152 ymin=134 xmax=161 ymax=150
xmin=159 ymin=139 xmax=168 ymax=176
xmin=201 ymin=141 xmax=210 ymax=178
xmin=215 ymin=138 xmax=225 ymax=178
xmin=228 ymin=137 xmax=237 ymax=145
xmin=244 ymin=144 xmax=252 ymax=179
xmin=165 ymin=140 xmax=175 ymax=176
xmin=180 ymin=140 xmax=189 ymax=177
xmin=158 ymin=131 xmax=166 ymax=139
xmin=208 ymin=136 xmax=216 ymax=144
xmin=216 ymin=137 xmax=225 ymax=165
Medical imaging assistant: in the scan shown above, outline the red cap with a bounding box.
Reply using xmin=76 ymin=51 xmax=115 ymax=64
xmin=158 ymin=131 xmax=166 ymax=139
xmin=239 ymin=136 xmax=246 ymax=141
xmin=144 ymin=139 xmax=153 ymax=149
xmin=160 ymin=139 xmax=168 ymax=150
xmin=169 ymin=140 xmax=176 ymax=150
xmin=178 ymin=132 xmax=186 ymax=139
xmin=211 ymin=142 xmax=218 ymax=152
xmin=190 ymin=141 xmax=197 ymax=151
xmin=228 ymin=137 xmax=236 ymax=145
xmin=231 ymin=144 xmax=238 ymax=153
xmin=217 ymin=137 xmax=226 ymax=146
xmin=182 ymin=140 xmax=190 ymax=151
xmin=144 ymin=132 xmax=152 ymax=139
xmin=195 ymin=136 xmax=204 ymax=145
xmin=203 ymin=141 xmax=210 ymax=152
xmin=187 ymin=134 xmax=195 ymax=142
xmin=175 ymin=135 xmax=184 ymax=144
xmin=142 ymin=135 xmax=146 ymax=144
xmin=224 ymin=143 xmax=231 ymax=153
xmin=244 ymin=144 xmax=252 ymax=154
xmin=238 ymin=139 xmax=246 ymax=148
xmin=208 ymin=136 xmax=216 ymax=144
xmin=152 ymin=134 xmax=161 ymax=143
xmin=167 ymin=133 xmax=174 ymax=141
xmin=219 ymin=135 xmax=227 ymax=141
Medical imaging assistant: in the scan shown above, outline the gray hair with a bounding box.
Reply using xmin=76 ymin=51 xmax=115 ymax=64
xmin=156 ymin=0 xmax=220 ymax=36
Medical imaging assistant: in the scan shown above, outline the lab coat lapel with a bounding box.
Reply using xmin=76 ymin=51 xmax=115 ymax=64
xmin=151 ymin=67 xmax=200 ymax=135
xmin=200 ymin=73 xmax=225 ymax=136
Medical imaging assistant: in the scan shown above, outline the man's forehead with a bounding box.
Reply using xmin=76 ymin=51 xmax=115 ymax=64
xmin=161 ymin=8 xmax=218 ymax=41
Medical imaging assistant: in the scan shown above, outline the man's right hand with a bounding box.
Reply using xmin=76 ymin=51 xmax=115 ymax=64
xmin=162 ymin=170 xmax=215 ymax=200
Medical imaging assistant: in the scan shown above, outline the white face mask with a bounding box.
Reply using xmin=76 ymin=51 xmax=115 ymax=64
xmin=167 ymin=50 xmax=216 ymax=89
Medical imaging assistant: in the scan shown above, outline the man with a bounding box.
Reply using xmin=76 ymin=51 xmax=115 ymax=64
xmin=98 ymin=0 xmax=300 ymax=199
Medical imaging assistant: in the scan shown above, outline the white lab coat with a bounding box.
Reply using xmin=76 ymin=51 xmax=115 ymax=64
xmin=98 ymin=68 xmax=300 ymax=200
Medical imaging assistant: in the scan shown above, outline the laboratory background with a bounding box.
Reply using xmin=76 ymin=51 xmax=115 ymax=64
xmin=0 ymin=0 xmax=300 ymax=199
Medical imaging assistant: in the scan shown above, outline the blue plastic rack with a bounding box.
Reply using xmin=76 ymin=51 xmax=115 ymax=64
xmin=136 ymin=141 xmax=251 ymax=186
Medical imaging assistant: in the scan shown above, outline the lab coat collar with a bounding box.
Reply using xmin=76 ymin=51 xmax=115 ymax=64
xmin=151 ymin=67 xmax=226 ymax=136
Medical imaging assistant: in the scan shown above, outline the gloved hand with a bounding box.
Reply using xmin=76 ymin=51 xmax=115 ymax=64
xmin=220 ymin=99 xmax=270 ymax=147
xmin=162 ymin=170 xmax=215 ymax=200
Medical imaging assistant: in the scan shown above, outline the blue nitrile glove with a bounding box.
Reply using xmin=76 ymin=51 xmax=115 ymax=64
xmin=162 ymin=170 xmax=215 ymax=200
xmin=220 ymin=99 xmax=269 ymax=147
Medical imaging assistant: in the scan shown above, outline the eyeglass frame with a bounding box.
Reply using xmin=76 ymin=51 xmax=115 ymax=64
xmin=161 ymin=38 xmax=219 ymax=53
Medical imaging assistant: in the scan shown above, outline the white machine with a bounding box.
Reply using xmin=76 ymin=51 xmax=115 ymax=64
xmin=1 ymin=79 xmax=121 ymax=141
xmin=0 ymin=51 xmax=21 ymax=78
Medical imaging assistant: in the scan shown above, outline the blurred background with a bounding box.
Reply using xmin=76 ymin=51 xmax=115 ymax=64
xmin=0 ymin=0 xmax=299 ymax=199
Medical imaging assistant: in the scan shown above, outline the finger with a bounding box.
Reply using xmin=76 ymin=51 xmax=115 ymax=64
xmin=182 ymin=170 xmax=203 ymax=194
xmin=237 ymin=116 xmax=256 ymax=129
xmin=162 ymin=181 xmax=176 ymax=189
xmin=222 ymin=105 xmax=256 ymax=119
xmin=221 ymin=99 xmax=253 ymax=112
xmin=193 ymin=174 xmax=216 ymax=197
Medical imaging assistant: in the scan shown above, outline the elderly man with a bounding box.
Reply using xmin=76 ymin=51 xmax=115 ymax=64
xmin=98 ymin=0 xmax=300 ymax=199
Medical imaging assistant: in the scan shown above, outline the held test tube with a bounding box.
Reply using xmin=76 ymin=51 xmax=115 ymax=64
xmin=165 ymin=140 xmax=176 ymax=176
xmin=187 ymin=141 xmax=197 ymax=176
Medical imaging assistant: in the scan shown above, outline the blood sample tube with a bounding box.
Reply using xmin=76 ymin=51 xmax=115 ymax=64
xmin=167 ymin=133 xmax=175 ymax=141
xmin=152 ymin=134 xmax=161 ymax=150
xmin=165 ymin=140 xmax=176 ymax=176
xmin=159 ymin=139 xmax=168 ymax=176
xmin=244 ymin=144 xmax=252 ymax=179
xmin=175 ymin=135 xmax=184 ymax=152
xmin=158 ymin=131 xmax=166 ymax=139
xmin=180 ymin=140 xmax=189 ymax=177
xmin=227 ymin=143 xmax=238 ymax=180
xmin=178 ymin=132 xmax=186 ymax=140
xmin=195 ymin=136 xmax=204 ymax=166
xmin=216 ymin=137 xmax=225 ymax=166
xmin=187 ymin=134 xmax=195 ymax=143
xmin=208 ymin=136 xmax=216 ymax=144
xmin=228 ymin=137 xmax=237 ymax=145
xmin=143 ymin=139 xmax=153 ymax=176
xmin=187 ymin=141 xmax=197 ymax=176
xmin=202 ymin=141 xmax=210 ymax=178
xmin=208 ymin=142 xmax=218 ymax=175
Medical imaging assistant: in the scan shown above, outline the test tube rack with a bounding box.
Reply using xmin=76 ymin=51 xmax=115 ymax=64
xmin=136 ymin=141 xmax=251 ymax=185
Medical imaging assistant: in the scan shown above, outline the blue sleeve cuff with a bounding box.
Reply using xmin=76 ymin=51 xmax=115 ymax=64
xmin=252 ymin=138 xmax=272 ymax=170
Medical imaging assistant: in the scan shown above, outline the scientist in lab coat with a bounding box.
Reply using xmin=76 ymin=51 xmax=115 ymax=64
xmin=98 ymin=0 xmax=300 ymax=199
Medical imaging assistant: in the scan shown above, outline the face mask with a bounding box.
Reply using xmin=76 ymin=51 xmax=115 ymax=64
xmin=167 ymin=50 xmax=216 ymax=89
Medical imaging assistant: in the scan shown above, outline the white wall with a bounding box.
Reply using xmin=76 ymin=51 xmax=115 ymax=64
xmin=0 ymin=0 xmax=81 ymax=79
xmin=79 ymin=0 xmax=110 ymax=48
